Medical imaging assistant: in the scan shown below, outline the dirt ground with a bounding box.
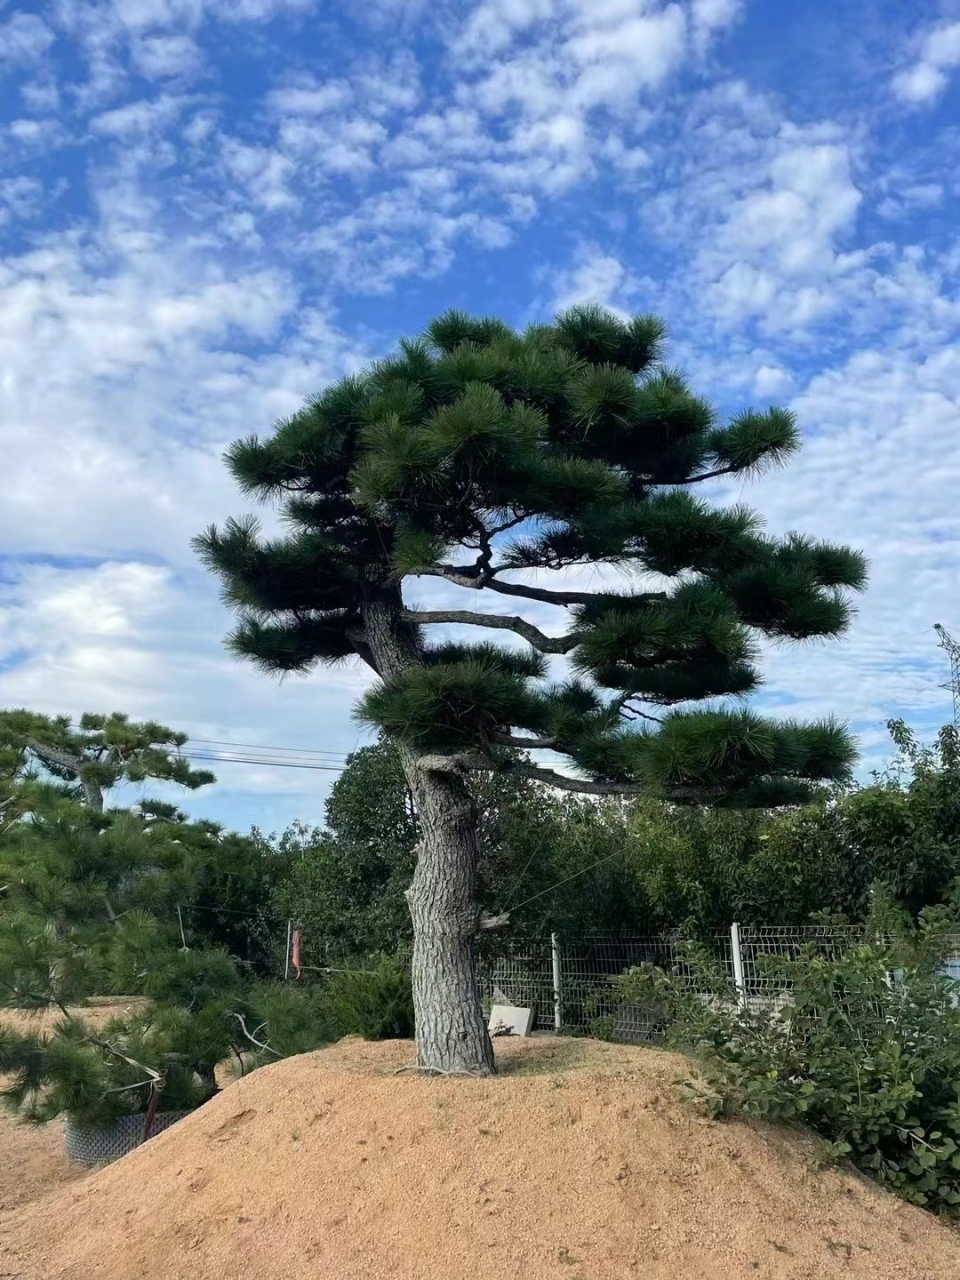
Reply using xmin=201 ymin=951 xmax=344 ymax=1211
xmin=3 ymin=1034 xmax=960 ymax=1280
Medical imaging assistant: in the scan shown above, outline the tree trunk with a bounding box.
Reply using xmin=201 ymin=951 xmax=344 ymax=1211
xmin=28 ymin=741 xmax=104 ymax=812
xmin=361 ymin=590 xmax=496 ymax=1076
xmin=81 ymin=776 xmax=104 ymax=813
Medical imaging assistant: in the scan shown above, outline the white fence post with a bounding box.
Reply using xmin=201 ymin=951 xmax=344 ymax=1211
xmin=551 ymin=932 xmax=563 ymax=1032
xmin=730 ymin=921 xmax=747 ymax=1007
xmin=283 ymin=918 xmax=293 ymax=981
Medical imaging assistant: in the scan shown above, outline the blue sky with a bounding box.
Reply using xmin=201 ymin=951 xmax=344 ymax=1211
xmin=1 ymin=0 xmax=959 ymax=833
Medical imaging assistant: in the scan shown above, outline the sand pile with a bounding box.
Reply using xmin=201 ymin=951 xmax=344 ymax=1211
xmin=4 ymin=1036 xmax=960 ymax=1280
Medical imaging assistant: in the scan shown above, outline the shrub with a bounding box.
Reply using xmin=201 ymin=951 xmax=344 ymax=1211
xmin=319 ymin=953 xmax=415 ymax=1041
xmin=610 ymin=911 xmax=960 ymax=1213
xmin=240 ymin=982 xmax=336 ymax=1062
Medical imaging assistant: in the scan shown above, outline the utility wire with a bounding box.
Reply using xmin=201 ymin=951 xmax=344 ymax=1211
xmin=189 ymin=738 xmax=353 ymax=759
xmin=179 ymin=751 xmax=344 ymax=773
xmin=506 ymin=847 xmax=625 ymax=914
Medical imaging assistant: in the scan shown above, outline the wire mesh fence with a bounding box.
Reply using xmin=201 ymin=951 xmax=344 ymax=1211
xmin=477 ymin=925 xmax=960 ymax=1042
xmin=272 ymin=920 xmax=960 ymax=1044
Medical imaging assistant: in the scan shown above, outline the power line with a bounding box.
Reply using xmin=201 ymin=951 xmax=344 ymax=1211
xmin=179 ymin=751 xmax=344 ymax=773
xmin=189 ymin=738 xmax=352 ymax=759
xmin=61 ymin=723 xmax=354 ymax=763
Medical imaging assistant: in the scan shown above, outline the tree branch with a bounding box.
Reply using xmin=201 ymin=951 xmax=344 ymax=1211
xmin=416 ymin=752 xmax=722 ymax=800
xmin=612 ymin=696 xmax=664 ymax=725
xmin=491 ymin=733 xmax=559 ymax=749
xmin=228 ymin=1012 xmax=282 ymax=1058
xmin=659 ymin=466 xmax=736 ymax=486
xmin=418 ymin=566 xmax=631 ymax=608
xmin=403 ymin=609 xmax=578 ymax=654
xmin=26 ymin=739 xmax=81 ymax=775
xmin=344 ymin=627 xmax=381 ymax=675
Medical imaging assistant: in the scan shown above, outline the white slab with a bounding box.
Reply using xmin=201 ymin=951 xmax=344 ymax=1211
xmin=488 ymin=1004 xmax=535 ymax=1037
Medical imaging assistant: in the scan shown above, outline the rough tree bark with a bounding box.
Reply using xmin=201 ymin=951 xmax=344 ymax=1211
xmin=361 ymin=589 xmax=497 ymax=1077
xmin=27 ymin=741 xmax=104 ymax=813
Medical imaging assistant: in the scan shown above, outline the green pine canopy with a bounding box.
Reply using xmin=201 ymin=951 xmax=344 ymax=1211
xmin=197 ymin=306 xmax=867 ymax=806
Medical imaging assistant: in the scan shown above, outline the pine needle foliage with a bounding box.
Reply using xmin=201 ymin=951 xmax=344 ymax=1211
xmin=197 ymin=306 xmax=867 ymax=805
xmin=0 ymin=709 xmax=215 ymax=812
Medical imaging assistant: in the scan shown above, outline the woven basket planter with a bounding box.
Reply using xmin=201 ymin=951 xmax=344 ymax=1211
xmin=65 ymin=1109 xmax=192 ymax=1164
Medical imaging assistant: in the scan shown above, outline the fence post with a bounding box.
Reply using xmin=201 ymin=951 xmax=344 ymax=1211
xmin=730 ymin=921 xmax=747 ymax=1007
xmin=283 ymin=918 xmax=292 ymax=981
xmin=551 ymin=932 xmax=563 ymax=1033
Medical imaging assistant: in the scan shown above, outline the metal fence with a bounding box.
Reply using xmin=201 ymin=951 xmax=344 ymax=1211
xmin=475 ymin=924 xmax=882 ymax=1043
xmin=277 ymin=921 xmax=960 ymax=1044
xmin=476 ymin=933 xmax=728 ymax=1040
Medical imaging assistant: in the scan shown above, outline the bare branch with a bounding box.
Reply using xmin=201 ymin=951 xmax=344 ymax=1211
xmin=659 ymin=466 xmax=736 ymax=486
xmin=344 ymin=627 xmax=381 ymax=674
xmin=26 ymin=739 xmax=81 ymax=774
xmin=491 ymin=733 xmax=559 ymax=749
xmin=403 ymin=609 xmax=578 ymax=654
xmin=614 ymin=697 xmax=664 ymax=725
xmin=498 ymin=763 xmax=650 ymax=795
xmin=417 ymin=750 xmax=723 ymax=801
xmin=418 ymin=566 xmax=617 ymax=608
xmin=228 ymin=1011 xmax=282 ymax=1058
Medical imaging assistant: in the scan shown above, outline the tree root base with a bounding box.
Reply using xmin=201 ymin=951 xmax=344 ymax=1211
xmin=394 ymin=1063 xmax=497 ymax=1079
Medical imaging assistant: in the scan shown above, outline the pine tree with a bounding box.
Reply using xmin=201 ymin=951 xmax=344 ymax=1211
xmin=0 ymin=710 xmax=215 ymax=812
xmin=196 ymin=306 xmax=867 ymax=1075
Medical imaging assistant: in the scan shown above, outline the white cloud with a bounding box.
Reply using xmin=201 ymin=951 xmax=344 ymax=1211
xmin=221 ymin=140 xmax=300 ymax=211
xmin=691 ymin=0 xmax=741 ymax=34
xmin=706 ymin=342 xmax=960 ymax=752
xmin=91 ymin=93 xmax=189 ymax=136
xmin=548 ymin=246 xmax=640 ymax=314
xmin=267 ymin=79 xmax=354 ymax=117
xmin=0 ymin=13 xmax=55 ymax=65
xmin=0 ymin=558 xmax=374 ymax=820
xmin=892 ymin=21 xmax=960 ymax=105
xmin=130 ymin=32 xmax=203 ymax=79
xmin=454 ymin=0 xmax=556 ymax=57
xmin=0 ymin=220 xmax=371 ymax=566
xmin=0 ymin=176 xmax=45 ymax=221
xmin=752 ymin=364 xmax=793 ymax=398
xmin=876 ymin=182 xmax=943 ymax=221
xmin=714 ymin=133 xmax=862 ymax=278
xmin=566 ymin=6 xmax=688 ymax=103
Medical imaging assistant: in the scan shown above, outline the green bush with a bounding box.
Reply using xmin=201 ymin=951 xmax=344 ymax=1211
xmin=241 ymin=981 xmax=336 ymax=1060
xmin=319 ymin=953 xmax=415 ymax=1041
xmin=611 ymin=912 xmax=960 ymax=1213
xmin=139 ymin=947 xmax=243 ymax=1009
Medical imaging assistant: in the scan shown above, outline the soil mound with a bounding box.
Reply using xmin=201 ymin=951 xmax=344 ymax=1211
xmin=4 ymin=1036 xmax=960 ymax=1280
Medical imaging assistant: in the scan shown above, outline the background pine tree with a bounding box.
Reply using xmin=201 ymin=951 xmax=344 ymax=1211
xmin=0 ymin=710 xmax=215 ymax=813
xmin=197 ymin=305 xmax=867 ymax=1075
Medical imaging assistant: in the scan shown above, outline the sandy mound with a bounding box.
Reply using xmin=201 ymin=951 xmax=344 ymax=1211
xmin=4 ymin=1036 xmax=960 ymax=1280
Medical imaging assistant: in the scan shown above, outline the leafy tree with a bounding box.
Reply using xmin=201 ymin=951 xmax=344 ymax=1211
xmin=840 ymin=720 xmax=960 ymax=916
xmin=0 ymin=709 xmax=215 ymax=812
xmin=274 ymin=746 xmax=417 ymax=959
xmin=197 ymin=305 xmax=866 ymax=1074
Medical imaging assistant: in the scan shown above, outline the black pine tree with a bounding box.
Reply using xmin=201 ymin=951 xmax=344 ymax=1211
xmin=0 ymin=709 xmax=215 ymax=812
xmin=197 ymin=306 xmax=866 ymax=1075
